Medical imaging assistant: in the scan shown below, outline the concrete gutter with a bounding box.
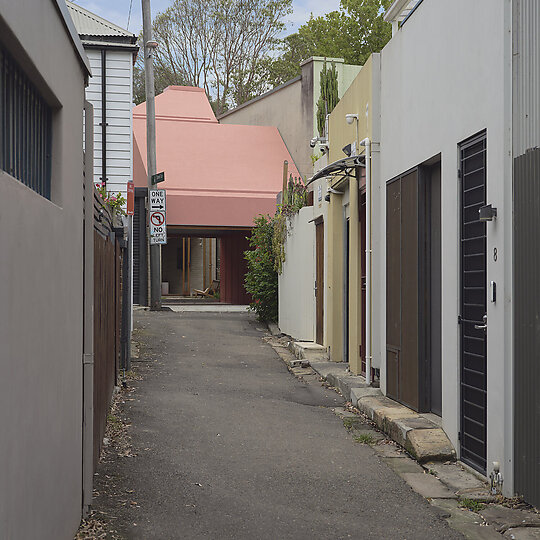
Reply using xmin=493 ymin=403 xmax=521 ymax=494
xmin=292 ymin=341 xmax=456 ymax=463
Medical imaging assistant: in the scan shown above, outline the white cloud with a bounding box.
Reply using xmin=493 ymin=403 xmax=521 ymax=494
xmin=71 ymin=0 xmax=341 ymax=37
xmin=286 ymin=0 xmax=341 ymax=32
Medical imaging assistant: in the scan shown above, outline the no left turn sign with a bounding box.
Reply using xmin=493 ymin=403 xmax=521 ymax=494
xmin=150 ymin=212 xmax=165 ymax=226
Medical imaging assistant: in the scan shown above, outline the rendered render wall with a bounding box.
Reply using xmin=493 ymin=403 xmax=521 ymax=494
xmin=278 ymin=207 xmax=315 ymax=341
xmin=0 ymin=0 xmax=88 ymax=537
xmin=378 ymin=0 xmax=512 ymax=491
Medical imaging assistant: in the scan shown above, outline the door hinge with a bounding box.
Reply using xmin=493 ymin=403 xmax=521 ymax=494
xmin=458 ymin=169 xmax=463 ymax=179
xmin=458 ymin=431 xmax=462 ymax=441
xmin=457 ymin=315 xmax=462 ymax=325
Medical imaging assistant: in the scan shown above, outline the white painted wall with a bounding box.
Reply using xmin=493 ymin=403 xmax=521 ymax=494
xmin=279 ymin=207 xmax=315 ymax=340
xmin=85 ymin=48 xmax=133 ymax=208
xmin=377 ymin=0 xmax=513 ymax=491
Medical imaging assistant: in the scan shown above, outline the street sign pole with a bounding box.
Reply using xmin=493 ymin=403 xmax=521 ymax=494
xmin=142 ymin=0 xmax=161 ymax=310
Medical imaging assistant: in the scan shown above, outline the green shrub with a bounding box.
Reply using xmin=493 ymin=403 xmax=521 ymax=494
xmin=244 ymin=215 xmax=278 ymax=322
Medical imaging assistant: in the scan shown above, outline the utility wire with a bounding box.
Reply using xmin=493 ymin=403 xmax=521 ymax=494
xmin=127 ymin=0 xmax=134 ymax=30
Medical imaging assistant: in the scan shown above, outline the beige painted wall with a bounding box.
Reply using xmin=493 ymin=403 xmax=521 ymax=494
xmin=325 ymin=55 xmax=380 ymax=374
xmin=0 ymin=1 xmax=88 ymax=537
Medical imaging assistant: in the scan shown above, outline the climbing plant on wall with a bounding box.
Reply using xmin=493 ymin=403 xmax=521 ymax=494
xmin=244 ymin=175 xmax=307 ymax=321
xmin=273 ymin=175 xmax=307 ymax=274
xmin=316 ymin=61 xmax=339 ymax=137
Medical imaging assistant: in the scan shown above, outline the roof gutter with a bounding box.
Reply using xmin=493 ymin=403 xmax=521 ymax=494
xmin=384 ymin=0 xmax=412 ymax=22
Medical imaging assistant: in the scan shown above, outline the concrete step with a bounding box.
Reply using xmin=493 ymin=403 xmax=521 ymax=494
xmin=289 ymin=341 xmax=328 ymax=362
xmin=309 ymin=362 xmax=456 ymax=464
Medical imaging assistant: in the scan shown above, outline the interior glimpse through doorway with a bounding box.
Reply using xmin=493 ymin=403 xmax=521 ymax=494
xmin=161 ymin=236 xmax=218 ymax=296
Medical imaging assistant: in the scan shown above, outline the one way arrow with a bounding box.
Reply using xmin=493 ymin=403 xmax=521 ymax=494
xmin=152 ymin=204 xmax=164 ymax=209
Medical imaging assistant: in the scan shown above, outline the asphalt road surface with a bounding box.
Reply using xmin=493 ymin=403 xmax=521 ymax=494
xmin=94 ymin=310 xmax=463 ymax=540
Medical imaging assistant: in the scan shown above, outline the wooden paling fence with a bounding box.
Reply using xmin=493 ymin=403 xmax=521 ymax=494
xmin=93 ymin=191 xmax=123 ymax=468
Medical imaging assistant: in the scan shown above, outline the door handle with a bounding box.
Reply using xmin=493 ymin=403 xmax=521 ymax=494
xmin=474 ymin=314 xmax=488 ymax=330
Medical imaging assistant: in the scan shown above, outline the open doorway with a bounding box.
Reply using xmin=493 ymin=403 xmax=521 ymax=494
xmin=161 ymin=236 xmax=219 ymax=297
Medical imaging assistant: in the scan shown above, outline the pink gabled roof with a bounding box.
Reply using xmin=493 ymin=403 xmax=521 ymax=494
xmin=133 ymin=86 xmax=218 ymax=124
xmin=133 ymin=86 xmax=299 ymax=228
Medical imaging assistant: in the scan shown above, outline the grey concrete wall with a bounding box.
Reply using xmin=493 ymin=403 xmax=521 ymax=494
xmin=219 ymin=58 xmax=361 ymax=182
xmin=0 ymin=0 xmax=88 ymax=537
xmin=378 ymin=0 xmax=513 ymax=492
xmin=220 ymin=78 xmax=311 ymax=178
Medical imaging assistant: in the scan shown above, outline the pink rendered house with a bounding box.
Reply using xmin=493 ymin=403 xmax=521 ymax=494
xmin=133 ymin=86 xmax=299 ymax=304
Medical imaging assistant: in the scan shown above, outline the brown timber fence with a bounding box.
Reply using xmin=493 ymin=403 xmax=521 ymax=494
xmin=93 ymin=189 xmax=124 ymax=468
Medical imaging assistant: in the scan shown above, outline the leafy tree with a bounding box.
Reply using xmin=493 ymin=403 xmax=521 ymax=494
xmin=316 ymin=62 xmax=339 ymax=137
xmin=267 ymin=0 xmax=392 ymax=87
xmin=136 ymin=0 xmax=292 ymax=113
xmin=244 ymin=215 xmax=278 ymax=322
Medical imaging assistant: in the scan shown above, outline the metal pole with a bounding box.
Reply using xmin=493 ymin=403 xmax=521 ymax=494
xmin=120 ymin=235 xmax=131 ymax=372
xmin=142 ymin=0 xmax=161 ymax=310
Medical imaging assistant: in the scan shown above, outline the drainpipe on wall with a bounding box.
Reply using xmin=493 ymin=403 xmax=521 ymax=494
xmin=100 ymin=49 xmax=107 ymax=187
xmin=82 ymin=100 xmax=95 ymax=516
xmin=360 ymin=137 xmax=372 ymax=385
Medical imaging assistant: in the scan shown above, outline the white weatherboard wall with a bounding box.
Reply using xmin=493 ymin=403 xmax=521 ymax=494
xmin=279 ymin=207 xmax=315 ymax=341
xmin=378 ymin=0 xmax=512 ymax=491
xmin=85 ymin=48 xmax=133 ymax=207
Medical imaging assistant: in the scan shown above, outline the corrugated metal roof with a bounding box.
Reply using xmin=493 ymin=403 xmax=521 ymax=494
xmin=66 ymin=1 xmax=135 ymax=39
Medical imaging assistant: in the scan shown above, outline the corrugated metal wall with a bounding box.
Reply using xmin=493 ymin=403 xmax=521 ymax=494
xmin=513 ymin=149 xmax=540 ymax=508
xmin=513 ymin=0 xmax=540 ymax=509
xmin=513 ymin=0 xmax=540 ymax=156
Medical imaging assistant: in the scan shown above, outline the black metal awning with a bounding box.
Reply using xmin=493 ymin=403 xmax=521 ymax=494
xmin=306 ymin=155 xmax=365 ymax=186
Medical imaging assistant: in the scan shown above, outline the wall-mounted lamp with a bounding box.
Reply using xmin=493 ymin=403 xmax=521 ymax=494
xmin=479 ymin=204 xmax=497 ymax=222
xmin=346 ymin=113 xmax=359 ymax=125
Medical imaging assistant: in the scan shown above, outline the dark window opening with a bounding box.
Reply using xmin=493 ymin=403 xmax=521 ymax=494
xmin=0 ymin=43 xmax=52 ymax=199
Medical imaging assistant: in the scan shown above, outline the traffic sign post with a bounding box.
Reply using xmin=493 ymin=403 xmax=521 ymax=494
xmin=149 ymin=188 xmax=167 ymax=244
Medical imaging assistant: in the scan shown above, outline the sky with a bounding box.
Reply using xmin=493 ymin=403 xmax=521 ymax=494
xmin=72 ymin=0 xmax=342 ymax=36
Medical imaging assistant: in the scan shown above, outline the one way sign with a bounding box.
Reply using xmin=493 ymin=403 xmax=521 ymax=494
xmin=149 ymin=189 xmax=167 ymax=245
xmin=149 ymin=189 xmax=166 ymax=211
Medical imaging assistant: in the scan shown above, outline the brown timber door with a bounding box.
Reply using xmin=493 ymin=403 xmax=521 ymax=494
xmin=315 ymin=220 xmax=324 ymax=345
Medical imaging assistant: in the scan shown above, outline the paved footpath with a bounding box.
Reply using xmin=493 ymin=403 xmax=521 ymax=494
xmin=93 ymin=310 xmax=463 ymax=539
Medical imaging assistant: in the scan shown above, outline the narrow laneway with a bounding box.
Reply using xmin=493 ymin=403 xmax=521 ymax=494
xmin=93 ymin=310 xmax=462 ymax=539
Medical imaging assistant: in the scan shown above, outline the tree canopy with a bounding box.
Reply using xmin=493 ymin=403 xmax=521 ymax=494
xmin=135 ymin=0 xmax=392 ymax=109
xmin=266 ymin=0 xmax=392 ymax=87
xmin=135 ymin=0 xmax=292 ymax=113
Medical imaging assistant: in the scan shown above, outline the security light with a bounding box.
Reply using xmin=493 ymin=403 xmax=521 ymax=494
xmin=479 ymin=204 xmax=497 ymax=221
xmin=146 ymin=40 xmax=159 ymax=49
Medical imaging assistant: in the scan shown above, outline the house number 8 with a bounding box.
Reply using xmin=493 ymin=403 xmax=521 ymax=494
xmin=493 ymin=247 xmax=498 ymax=261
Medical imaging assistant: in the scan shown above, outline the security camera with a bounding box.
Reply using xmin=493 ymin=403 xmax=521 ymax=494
xmin=310 ymin=137 xmax=318 ymax=148
xmin=346 ymin=113 xmax=358 ymax=125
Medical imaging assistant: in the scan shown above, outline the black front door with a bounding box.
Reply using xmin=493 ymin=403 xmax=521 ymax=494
xmin=459 ymin=131 xmax=488 ymax=474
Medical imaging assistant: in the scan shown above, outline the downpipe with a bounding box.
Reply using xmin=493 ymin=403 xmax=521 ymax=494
xmin=82 ymin=100 xmax=95 ymax=515
xmin=360 ymin=138 xmax=373 ymax=385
